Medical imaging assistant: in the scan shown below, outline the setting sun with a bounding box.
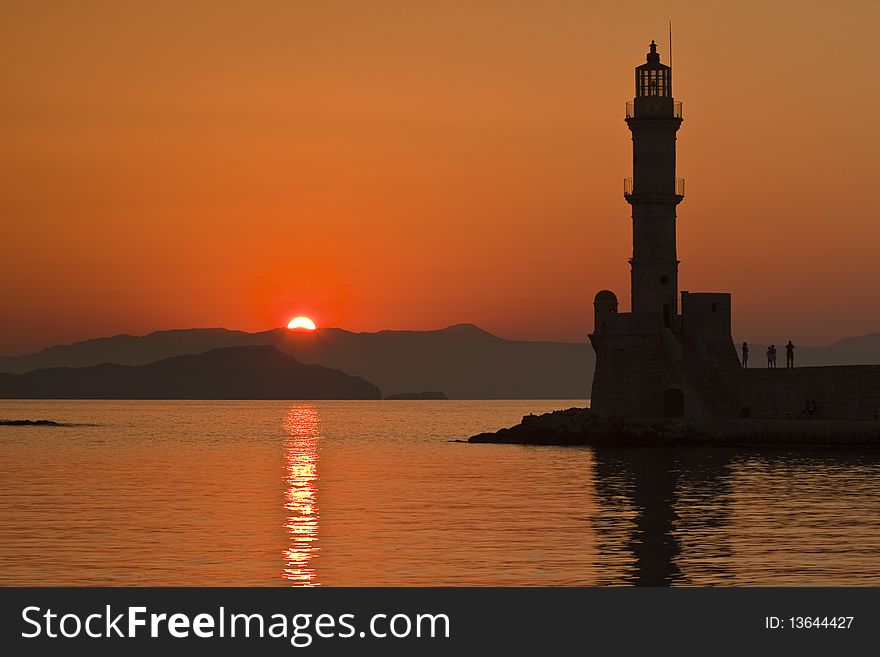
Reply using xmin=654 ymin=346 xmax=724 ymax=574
xmin=287 ymin=316 xmax=317 ymax=331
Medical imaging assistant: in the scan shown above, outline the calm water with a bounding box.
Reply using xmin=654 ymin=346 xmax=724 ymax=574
xmin=1 ymin=400 xmax=879 ymax=586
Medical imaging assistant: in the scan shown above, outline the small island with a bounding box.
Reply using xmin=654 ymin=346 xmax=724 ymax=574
xmin=386 ymin=391 xmax=448 ymax=400
xmin=0 ymin=419 xmax=64 ymax=427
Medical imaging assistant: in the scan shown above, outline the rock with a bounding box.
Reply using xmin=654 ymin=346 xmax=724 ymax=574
xmin=466 ymin=408 xmax=880 ymax=447
xmin=0 ymin=419 xmax=63 ymax=426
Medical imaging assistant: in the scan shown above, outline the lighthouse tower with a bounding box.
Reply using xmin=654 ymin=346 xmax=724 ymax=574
xmin=589 ymin=41 xmax=738 ymax=419
xmin=624 ymin=40 xmax=684 ymax=328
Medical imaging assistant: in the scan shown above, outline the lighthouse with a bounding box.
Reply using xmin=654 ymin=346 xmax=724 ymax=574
xmin=589 ymin=40 xmax=738 ymax=419
xmin=624 ymin=40 xmax=684 ymax=328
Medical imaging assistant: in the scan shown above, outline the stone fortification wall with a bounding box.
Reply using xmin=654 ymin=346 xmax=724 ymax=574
xmin=735 ymin=365 xmax=880 ymax=420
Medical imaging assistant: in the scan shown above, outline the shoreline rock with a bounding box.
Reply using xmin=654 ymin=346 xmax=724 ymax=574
xmin=0 ymin=419 xmax=64 ymax=427
xmin=467 ymin=407 xmax=880 ymax=447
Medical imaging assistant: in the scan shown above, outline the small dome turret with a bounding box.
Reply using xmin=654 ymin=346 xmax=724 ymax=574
xmin=593 ymin=290 xmax=618 ymax=334
xmin=594 ymin=290 xmax=619 ymax=306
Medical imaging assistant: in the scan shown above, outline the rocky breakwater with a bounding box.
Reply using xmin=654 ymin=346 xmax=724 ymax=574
xmin=467 ymin=408 xmax=711 ymax=446
xmin=467 ymin=407 xmax=880 ymax=446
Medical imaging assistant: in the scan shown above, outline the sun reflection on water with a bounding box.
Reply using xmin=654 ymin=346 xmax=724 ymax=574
xmin=282 ymin=405 xmax=320 ymax=586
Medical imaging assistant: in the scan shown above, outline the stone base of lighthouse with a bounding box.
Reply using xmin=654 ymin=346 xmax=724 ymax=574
xmin=589 ymin=290 xmax=741 ymax=419
xmin=588 ymin=289 xmax=880 ymax=421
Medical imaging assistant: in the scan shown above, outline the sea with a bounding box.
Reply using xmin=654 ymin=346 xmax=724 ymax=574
xmin=1 ymin=400 xmax=879 ymax=586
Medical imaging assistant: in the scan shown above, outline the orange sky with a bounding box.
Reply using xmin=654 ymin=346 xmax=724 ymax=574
xmin=1 ymin=1 xmax=878 ymax=355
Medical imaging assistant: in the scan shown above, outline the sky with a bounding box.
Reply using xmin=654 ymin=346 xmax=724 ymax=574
xmin=1 ymin=0 xmax=879 ymax=355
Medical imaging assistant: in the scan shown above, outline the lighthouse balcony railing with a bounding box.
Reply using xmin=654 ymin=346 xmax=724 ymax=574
xmin=624 ymin=178 xmax=685 ymax=199
xmin=625 ymin=101 xmax=682 ymax=119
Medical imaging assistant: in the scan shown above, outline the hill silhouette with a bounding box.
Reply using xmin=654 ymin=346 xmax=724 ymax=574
xmin=4 ymin=325 xmax=880 ymax=398
xmin=274 ymin=324 xmax=592 ymax=398
xmin=0 ymin=324 xmax=592 ymax=399
xmin=0 ymin=328 xmax=272 ymax=372
xmin=0 ymin=346 xmax=381 ymax=399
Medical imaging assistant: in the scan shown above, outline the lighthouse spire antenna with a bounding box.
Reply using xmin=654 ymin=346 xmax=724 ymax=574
xmin=668 ymin=20 xmax=673 ymax=69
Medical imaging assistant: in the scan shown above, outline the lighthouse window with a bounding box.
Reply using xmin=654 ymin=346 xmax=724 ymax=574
xmin=711 ymin=302 xmax=718 ymax=313
xmin=636 ymin=67 xmax=670 ymax=97
xmin=660 ymin=275 xmax=669 ymax=285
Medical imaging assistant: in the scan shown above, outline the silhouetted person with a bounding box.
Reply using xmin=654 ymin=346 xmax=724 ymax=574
xmin=741 ymin=341 xmax=749 ymax=368
xmin=767 ymin=345 xmax=776 ymax=368
xmin=785 ymin=340 xmax=795 ymax=368
xmin=807 ymin=398 xmax=817 ymax=418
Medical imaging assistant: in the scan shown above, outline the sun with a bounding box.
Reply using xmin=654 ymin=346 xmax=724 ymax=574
xmin=287 ymin=316 xmax=317 ymax=331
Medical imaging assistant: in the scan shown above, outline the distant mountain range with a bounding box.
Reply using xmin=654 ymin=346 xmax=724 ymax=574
xmin=0 ymin=346 xmax=380 ymax=399
xmin=0 ymin=324 xmax=592 ymax=399
xmin=2 ymin=325 xmax=878 ymax=400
